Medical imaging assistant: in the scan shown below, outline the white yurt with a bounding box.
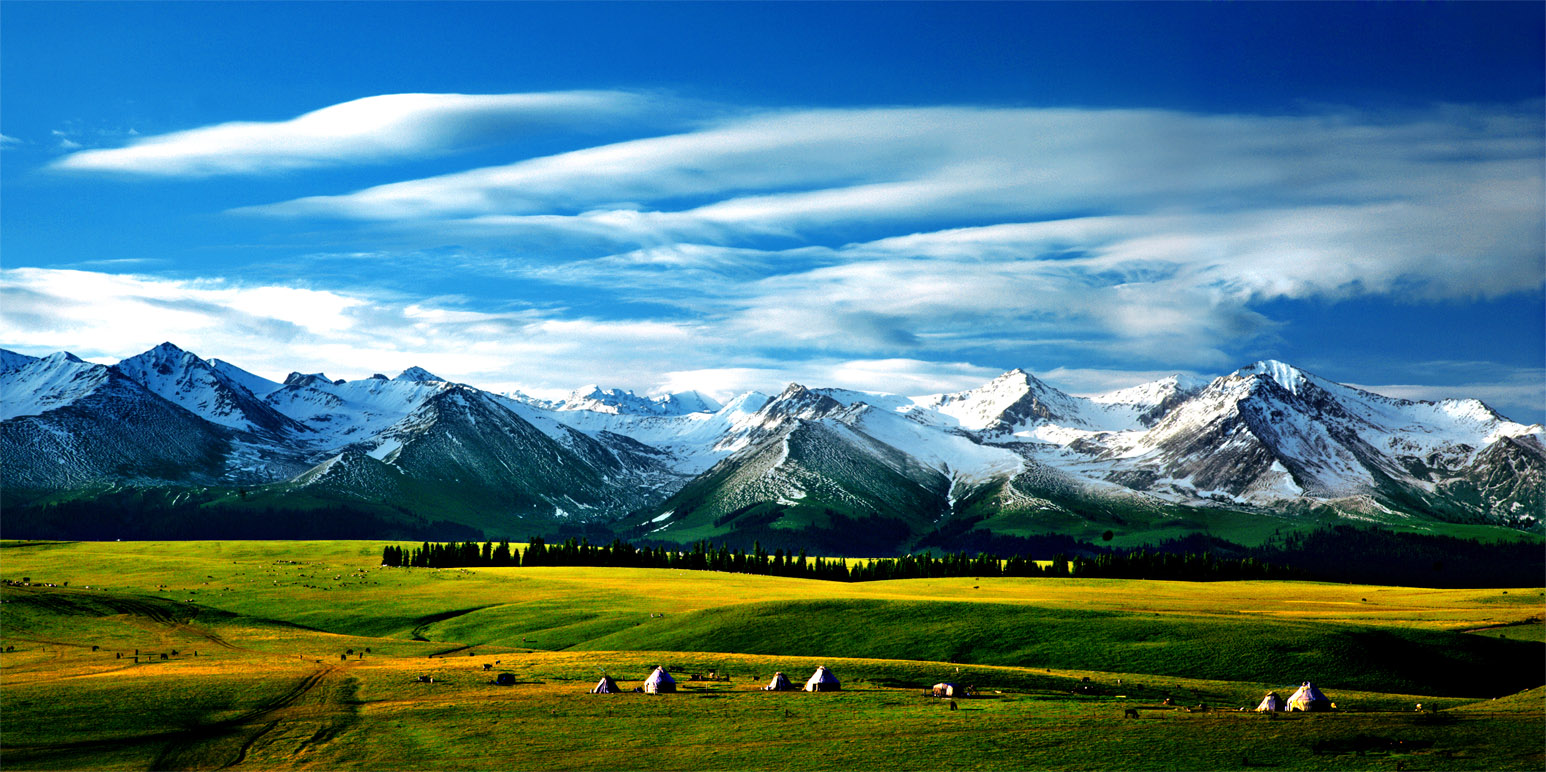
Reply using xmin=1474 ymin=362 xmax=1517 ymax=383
xmin=803 ymin=666 xmax=840 ymax=692
xmin=643 ymin=666 xmax=677 ymax=694
xmin=764 ymin=671 xmax=796 ymax=691
xmin=1255 ymin=691 xmax=1284 ymax=712
xmin=1286 ymin=681 xmax=1330 ymax=712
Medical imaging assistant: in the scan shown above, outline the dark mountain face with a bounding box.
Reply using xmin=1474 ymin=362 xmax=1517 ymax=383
xmin=1 ymin=365 xmax=233 ymax=489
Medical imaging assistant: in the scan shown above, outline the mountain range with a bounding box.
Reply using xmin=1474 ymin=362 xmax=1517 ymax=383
xmin=2 ymin=343 xmax=1540 ymax=550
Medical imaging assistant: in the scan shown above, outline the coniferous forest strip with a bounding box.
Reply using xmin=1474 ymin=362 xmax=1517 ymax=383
xmin=380 ymin=526 xmax=1545 ymax=587
xmin=387 ymin=537 xmax=1280 ymax=582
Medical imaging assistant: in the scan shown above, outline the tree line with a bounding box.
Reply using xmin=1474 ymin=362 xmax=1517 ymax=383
xmin=380 ymin=536 xmax=1294 ymax=582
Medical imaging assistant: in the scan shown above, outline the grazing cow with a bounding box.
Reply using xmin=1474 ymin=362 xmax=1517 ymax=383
xmin=1124 ymin=708 xmax=1140 ymax=719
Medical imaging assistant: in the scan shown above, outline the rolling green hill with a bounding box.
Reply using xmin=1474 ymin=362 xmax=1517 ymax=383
xmin=573 ymin=598 xmax=1543 ymax=698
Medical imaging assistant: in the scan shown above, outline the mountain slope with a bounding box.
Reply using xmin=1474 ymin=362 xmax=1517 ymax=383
xmin=639 ymin=385 xmax=955 ymax=552
xmin=284 ymin=385 xmax=682 ymax=533
xmin=0 ymin=355 xmax=234 ymax=489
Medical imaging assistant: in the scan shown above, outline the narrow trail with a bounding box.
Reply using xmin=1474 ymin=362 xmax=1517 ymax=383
xmin=151 ymin=664 xmax=352 ymax=771
xmin=3 ymin=665 xmax=353 ymax=770
xmin=4 ymin=586 xmax=368 ymax=768
xmin=1459 ymin=616 xmax=1543 ymax=634
xmin=408 ymin=604 xmax=496 ymax=642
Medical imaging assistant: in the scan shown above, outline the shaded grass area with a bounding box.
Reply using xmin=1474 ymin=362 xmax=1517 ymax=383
xmin=574 ymin=599 xmax=1544 ymax=698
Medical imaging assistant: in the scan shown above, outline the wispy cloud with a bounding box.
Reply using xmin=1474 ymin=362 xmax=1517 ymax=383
xmin=51 ymin=129 xmax=82 ymax=150
xmin=242 ymin=105 xmax=1542 ymax=257
xmin=240 ymin=103 xmax=1543 ymax=317
xmin=51 ymin=91 xmax=667 ymax=176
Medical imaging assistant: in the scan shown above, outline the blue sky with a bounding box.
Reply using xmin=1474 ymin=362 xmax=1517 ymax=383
xmin=3 ymin=2 xmax=1543 ymax=422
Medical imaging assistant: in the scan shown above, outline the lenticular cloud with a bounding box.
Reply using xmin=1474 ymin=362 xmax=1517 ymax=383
xmin=51 ymin=91 xmax=658 ymax=176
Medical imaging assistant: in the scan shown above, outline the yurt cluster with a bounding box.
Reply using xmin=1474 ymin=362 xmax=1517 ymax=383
xmin=1256 ymin=682 xmax=1333 ymax=712
xmin=588 ymin=666 xmax=842 ymax=694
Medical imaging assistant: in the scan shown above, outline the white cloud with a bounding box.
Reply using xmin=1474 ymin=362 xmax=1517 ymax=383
xmin=51 ymin=91 xmax=662 ymax=176
xmin=51 ymin=129 xmax=82 ymax=150
xmin=0 ymin=267 xmax=720 ymax=395
xmin=655 ymin=358 xmax=1002 ymax=403
xmin=3 ymin=267 xmax=1536 ymax=425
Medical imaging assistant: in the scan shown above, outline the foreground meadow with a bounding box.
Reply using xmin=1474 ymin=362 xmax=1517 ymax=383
xmin=1 ymin=540 xmax=1542 ymax=770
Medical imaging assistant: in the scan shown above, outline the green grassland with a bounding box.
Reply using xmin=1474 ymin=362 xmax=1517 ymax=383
xmin=2 ymin=540 xmax=1542 ymax=770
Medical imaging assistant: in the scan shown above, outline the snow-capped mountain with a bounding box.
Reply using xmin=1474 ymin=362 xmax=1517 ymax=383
xmin=543 ymin=385 xmax=722 ymax=416
xmin=1039 ymin=361 xmax=1543 ymax=517
xmin=1 ymin=353 xmax=236 ymax=489
xmin=262 ymin=368 xmax=445 ymax=447
xmin=116 ymin=342 xmax=309 ymax=437
xmin=208 ymin=358 xmax=282 ymax=399
xmin=2 ymin=344 xmax=1540 ymax=542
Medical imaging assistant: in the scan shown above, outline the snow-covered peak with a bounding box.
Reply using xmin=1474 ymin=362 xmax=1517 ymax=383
xmin=559 ymin=385 xmax=722 ymax=416
xmin=264 ymin=369 xmax=452 ymax=446
xmin=209 ymin=359 xmax=282 ymax=398
xmin=1090 ymin=374 xmax=1209 ymax=407
xmin=719 ymin=390 xmax=772 ymax=415
xmin=1434 ymin=398 xmax=1506 ymax=424
xmin=754 ymin=384 xmax=846 ymax=424
xmin=283 ymin=372 xmax=332 ymax=388
xmin=40 ymin=351 xmax=88 ymax=365
xmin=394 ymin=366 xmax=442 ymax=383
xmin=1 ymin=351 xmax=110 ymax=420
xmin=660 ymin=390 xmax=722 ymax=415
xmin=117 ymin=341 xmax=198 ymax=374
xmin=1242 ymin=360 xmax=1310 ymax=395
xmin=0 ymin=348 xmax=39 ymax=373
xmin=116 ymin=343 xmax=305 ymax=434
xmin=913 ymin=368 xmax=1080 ymax=433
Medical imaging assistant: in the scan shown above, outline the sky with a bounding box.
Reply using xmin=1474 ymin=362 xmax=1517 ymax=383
xmin=2 ymin=2 xmax=1543 ymax=422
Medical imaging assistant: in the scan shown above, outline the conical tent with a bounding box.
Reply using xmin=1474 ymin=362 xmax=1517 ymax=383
xmin=643 ymin=666 xmax=677 ymax=694
xmin=803 ymin=666 xmax=840 ymax=692
xmin=764 ymin=671 xmax=796 ymax=691
xmin=1286 ymin=682 xmax=1330 ymax=712
xmin=591 ymin=675 xmax=623 ymax=694
xmin=1255 ymin=691 xmax=1284 ymax=712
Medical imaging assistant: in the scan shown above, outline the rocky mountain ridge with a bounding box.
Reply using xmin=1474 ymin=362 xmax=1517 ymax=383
xmin=2 ymin=342 xmax=1540 ymax=543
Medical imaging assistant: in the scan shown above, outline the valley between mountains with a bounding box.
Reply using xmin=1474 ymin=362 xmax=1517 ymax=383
xmin=2 ymin=342 xmax=1540 ymax=548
